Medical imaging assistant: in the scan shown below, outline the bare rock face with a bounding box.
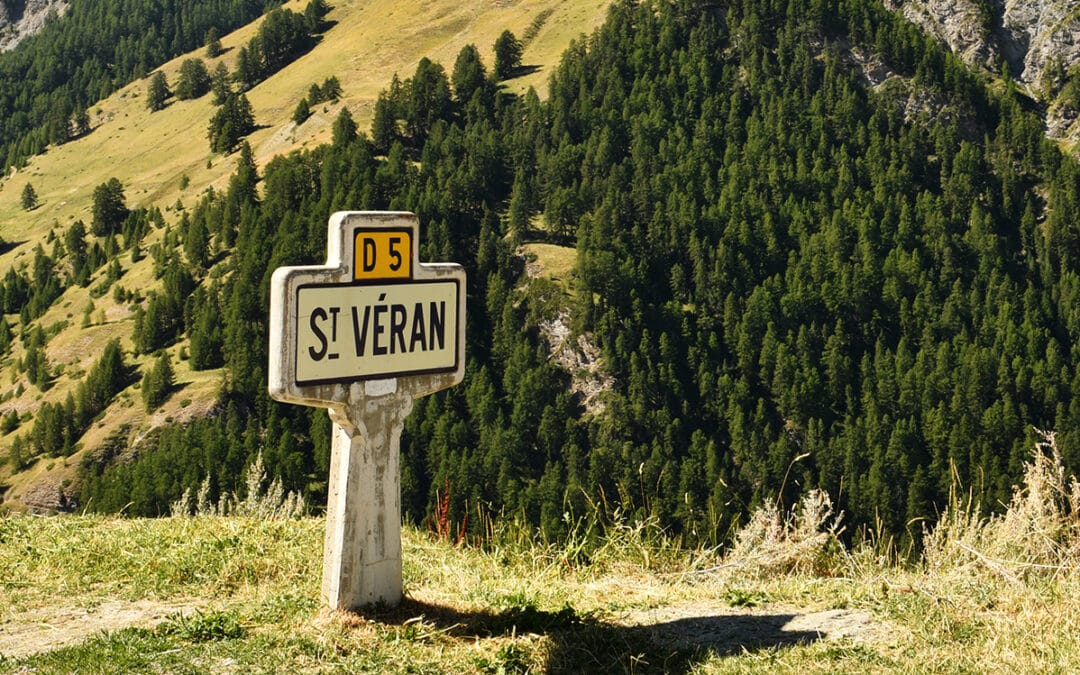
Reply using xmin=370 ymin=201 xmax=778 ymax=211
xmin=1001 ymin=0 xmax=1080 ymax=87
xmin=884 ymin=0 xmax=998 ymax=69
xmin=885 ymin=0 xmax=1080 ymax=91
xmin=0 ymin=0 xmax=68 ymax=52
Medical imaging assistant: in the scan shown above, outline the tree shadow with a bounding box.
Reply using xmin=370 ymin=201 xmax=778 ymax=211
xmin=0 ymin=239 xmax=27 ymax=255
xmin=503 ymin=64 xmax=543 ymax=81
xmin=358 ymin=599 xmax=826 ymax=673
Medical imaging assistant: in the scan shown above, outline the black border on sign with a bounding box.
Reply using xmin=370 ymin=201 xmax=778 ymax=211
xmin=292 ymin=278 xmax=461 ymax=386
xmin=351 ymin=226 xmax=415 ymax=281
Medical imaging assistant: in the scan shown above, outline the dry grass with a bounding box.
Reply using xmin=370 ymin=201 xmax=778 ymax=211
xmin=923 ymin=430 xmax=1080 ymax=581
xmin=5 ymin=439 xmax=1080 ymax=672
xmin=722 ymin=489 xmax=847 ymax=580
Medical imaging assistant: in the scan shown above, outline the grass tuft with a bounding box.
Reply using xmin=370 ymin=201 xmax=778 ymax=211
xmin=923 ymin=430 xmax=1080 ymax=581
xmin=723 ymin=489 xmax=847 ymax=579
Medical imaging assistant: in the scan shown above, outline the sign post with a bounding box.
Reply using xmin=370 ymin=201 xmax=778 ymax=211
xmin=269 ymin=211 xmax=465 ymax=609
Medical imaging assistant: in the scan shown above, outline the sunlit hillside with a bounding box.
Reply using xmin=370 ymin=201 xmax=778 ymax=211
xmin=0 ymin=0 xmax=610 ymax=509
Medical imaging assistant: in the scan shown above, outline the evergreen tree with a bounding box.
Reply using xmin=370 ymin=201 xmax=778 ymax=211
xmin=211 ymin=62 xmax=232 ymax=105
xmin=72 ymin=108 xmax=91 ymax=137
xmin=20 ymin=183 xmax=37 ymax=210
xmin=146 ymin=71 xmax=170 ymax=111
xmin=175 ymin=58 xmax=212 ymax=100
xmin=493 ymin=30 xmax=523 ymax=79
xmin=65 ymin=219 xmax=90 ymax=286
xmin=331 ymin=107 xmax=358 ymax=146
xmin=141 ymin=352 xmax=175 ymax=412
xmin=293 ymin=98 xmax=311 ymax=125
xmin=0 ymin=317 xmax=11 ymax=355
xmin=407 ymin=58 xmax=452 ymax=142
xmin=91 ymin=178 xmax=129 ymax=236
xmin=205 ymin=27 xmax=223 ymax=58
xmin=303 ymin=0 xmax=330 ymax=31
xmin=452 ymin=44 xmax=487 ymax=103
xmin=208 ymin=94 xmax=255 ymax=153
xmin=319 ymin=75 xmax=341 ymax=101
xmin=371 ymin=91 xmax=398 ymax=154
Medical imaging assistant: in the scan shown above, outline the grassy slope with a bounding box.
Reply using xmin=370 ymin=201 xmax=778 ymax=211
xmin=0 ymin=0 xmax=610 ymax=508
xmin=1 ymin=501 xmax=1078 ymax=672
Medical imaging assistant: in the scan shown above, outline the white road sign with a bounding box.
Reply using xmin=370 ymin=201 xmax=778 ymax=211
xmin=294 ymin=280 xmax=460 ymax=384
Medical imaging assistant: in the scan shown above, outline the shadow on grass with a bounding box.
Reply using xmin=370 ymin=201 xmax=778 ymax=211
xmin=362 ymin=598 xmax=825 ymax=674
xmin=503 ymin=64 xmax=543 ymax=80
xmin=0 ymin=239 xmax=27 ymax=254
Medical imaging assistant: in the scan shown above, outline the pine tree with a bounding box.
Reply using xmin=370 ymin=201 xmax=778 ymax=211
xmin=406 ymin=58 xmax=452 ymax=142
xmin=205 ymin=27 xmax=223 ymax=58
xmin=371 ymin=91 xmax=398 ymax=154
xmin=208 ymin=94 xmax=255 ymax=153
xmin=91 ymin=178 xmax=129 ymax=236
xmin=293 ymin=98 xmax=311 ymax=125
xmin=0 ymin=318 xmax=11 ymax=355
xmin=320 ymin=75 xmax=342 ymax=101
xmin=20 ymin=182 xmax=37 ymax=210
xmin=452 ymin=44 xmax=487 ymax=102
xmin=211 ymin=62 xmax=232 ymax=105
xmin=72 ymin=108 xmax=91 ymax=137
xmin=146 ymin=71 xmax=170 ymax=111
xmin=142 ymin=352 xmax=175 ymax=412
xmin=332 ymin=107 xmax=358 ymax=146
xmin=493 ymin=30 xmax=523 ymax=80
xmin=175 ymin=58 xmax=211 ymax=100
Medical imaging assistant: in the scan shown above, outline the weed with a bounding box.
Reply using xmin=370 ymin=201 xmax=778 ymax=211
xmin=724 ymin=588 xmax=768 ymax=608
xmin=426 ymin=475 xmax=467 ymax=546
xmin=157 ymin=610 xmax=245 ymax=642
xmin=483 ymin=642 xmax=533 ymax=674
xmin=170 ymin=451 xmax=305 ymax=519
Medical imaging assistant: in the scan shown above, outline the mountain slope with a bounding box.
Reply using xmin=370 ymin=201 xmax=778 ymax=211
xmin=0 ymin=0 xmax=612 ymax=510
xmin=3 ymin=0 xmax=1080 ymax=552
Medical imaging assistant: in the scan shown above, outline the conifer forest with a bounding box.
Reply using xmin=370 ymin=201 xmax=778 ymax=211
xmin=6 ymin=0 xmax=1080 ymax=550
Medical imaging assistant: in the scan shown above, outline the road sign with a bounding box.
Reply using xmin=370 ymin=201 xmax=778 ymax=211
xmin=294 ymin=280 xmax=459 ymax=385
xmin=269 ymin=211 xmax=466 ymax=408
xmin=268 ymin=211 xmax=466 ymax=610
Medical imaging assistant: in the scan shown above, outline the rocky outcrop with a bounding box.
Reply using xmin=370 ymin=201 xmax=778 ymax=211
xmin=884 ymin=0 xmax=998 ymax=69
xmin=1001 ymin=0 xmax=1080 ymax=88
xmin=885 ymin=0 xmax=1080 ymax=91
xmin=0 ymin=0 xmax=68 ymax=52
xmin=884 ymin=0 xmax=1080 ymax=145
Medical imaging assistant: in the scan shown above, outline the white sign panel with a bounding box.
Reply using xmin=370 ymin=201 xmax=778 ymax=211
xmin=269 ymin=211 xmax=466 ymax=408
xmin=295 ymin=280 xmax=460 ymax=385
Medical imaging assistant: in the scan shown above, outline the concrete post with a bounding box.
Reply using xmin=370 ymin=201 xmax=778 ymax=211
xmin=268 ymin=212 xmax=465 ymax=612
xmin=322 ymin=382 xmax=414 ymax=609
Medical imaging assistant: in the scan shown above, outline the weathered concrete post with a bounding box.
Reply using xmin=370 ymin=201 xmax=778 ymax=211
xmin=268 ymin=212 xmax=465 ymax=610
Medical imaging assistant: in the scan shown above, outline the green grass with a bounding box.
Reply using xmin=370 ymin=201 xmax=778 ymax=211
xmin=4 ymin=473 xmax=1080 ymax=674
xmin=521 ymin=242 xmax=577 ymax=286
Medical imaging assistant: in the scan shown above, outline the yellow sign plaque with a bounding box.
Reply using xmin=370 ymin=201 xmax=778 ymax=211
xmin=353 ymin=228 xmax=412 ymax=280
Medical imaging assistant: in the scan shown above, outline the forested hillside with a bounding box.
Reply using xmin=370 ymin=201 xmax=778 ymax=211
xmin=0 ymin=0 xmax=267 ymax=168
xmin=4 ymin=0 xmax=1080 ymax=549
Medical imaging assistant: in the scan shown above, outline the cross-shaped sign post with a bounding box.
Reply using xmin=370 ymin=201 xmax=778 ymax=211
xmin=268 ymin=211 xmax=465 ymax=610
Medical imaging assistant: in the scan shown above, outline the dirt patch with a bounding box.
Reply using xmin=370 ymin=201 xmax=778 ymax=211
xmin=623 ymin=602 xmax=889 ymax=654
xmin=0 ymin=599 xmax=201 ymax=659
